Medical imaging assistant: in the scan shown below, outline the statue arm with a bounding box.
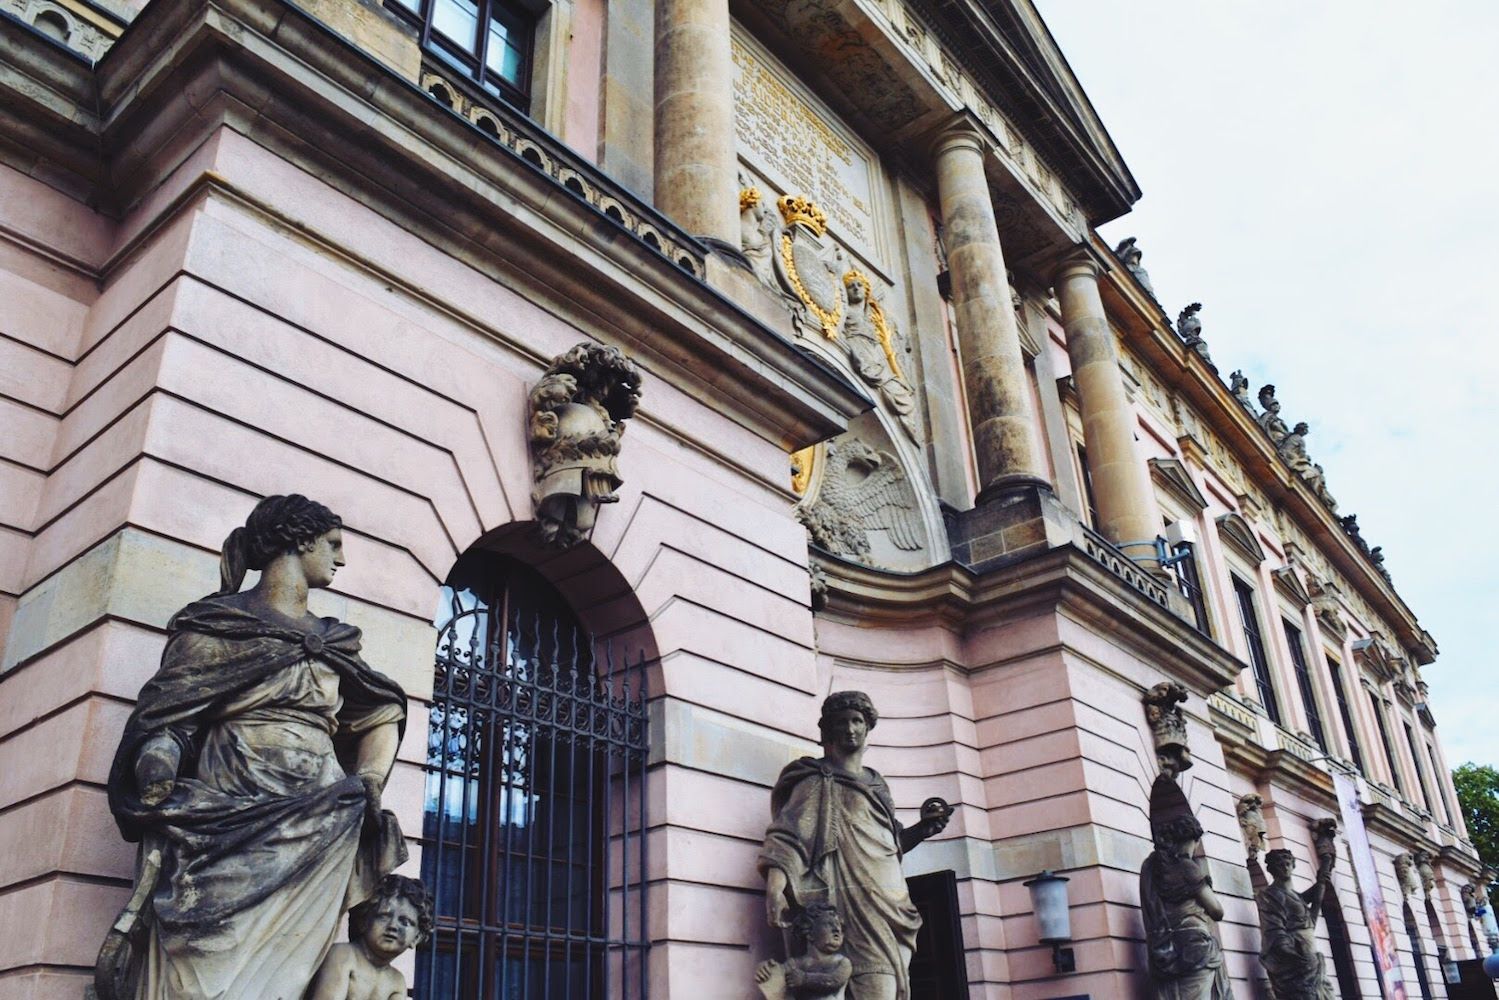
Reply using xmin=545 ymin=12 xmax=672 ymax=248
xmin=899 ymin=798 xmax=951 ymax=853
xmin=764 ymin=865 xmax=792 ymax=928
xmin=134 ymin=732 xmax=183 ymax=807
xmin=355 ymin=721 xmax=400 ymax=795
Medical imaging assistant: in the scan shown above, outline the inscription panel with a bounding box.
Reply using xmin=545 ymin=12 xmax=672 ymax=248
xmin=731 ymin=27 xmax=888 ymax=272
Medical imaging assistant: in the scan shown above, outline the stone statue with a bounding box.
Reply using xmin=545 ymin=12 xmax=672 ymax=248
xmin=759 ymin=691 xmax=952 ymax=1000
xmin=740 ymin=177 xmax=779 ymax=289
xmin=797 ymin=438 xmax=924 ymax=567
xmin=1229 ymin=370 xmax=1258 ymax=415
xmin=1462 ymin=882 xmax=1480 ymax=918
xmin=754 ymin=902 xmax=854 ymax=1000
xmin=1312 ymin=469 xmax=1338 ymax=513
xmin=1255 ymin=847 xmax=1335 ymax=1000
xmin=1394 ymin=853 xmax=1418 ymax=898
xmin=1115 ymin=236 xmax=1156 ymax=296
xmin=1413 ymin=849 xmax=1436 ymax=897
xmin=1144 ymin=680 xmax=1194 ymax=777
xmin=1339 ymin=514 xmax=1369 ymax=555
xmin=843 ymin=270 xmax=921 ymax=441
xmin=308 ymin=874 xmax=433 ymax=1000
xmin=94 ymin=495 xmax=410 ymax=1000
xmin=1176 ymin=303 xmax=1214 ymax=367
xmin=528 ymin=342 xmax=643 ymax=547
xmin=1236 ymin=794 xmax=1268 ymax=860
xmin=1369 ymin=546 xmax=1392 ymax=584
xmin=1277 ymin=422 xmax=1330 ymax=498
xmin=1141 ymin=811 xmax=1235 ymax=999
xmin=1257 ymin=385 xmax=1290 ymax=446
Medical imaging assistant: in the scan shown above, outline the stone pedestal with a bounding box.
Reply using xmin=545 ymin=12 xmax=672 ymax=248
xmin=654 ymin=0 xmax=739 ymax=242
xmin=933 ymin=126 xmax=1050 ymax=500
xmin=1055 ymin=250 xmax=1162 ymax=566
xmin=945 ymin=484 xmax=1076 ymax=573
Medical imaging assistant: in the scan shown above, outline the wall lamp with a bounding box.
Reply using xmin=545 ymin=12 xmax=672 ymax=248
xmin=1024 ymin=870 xmax=1075 ymax=974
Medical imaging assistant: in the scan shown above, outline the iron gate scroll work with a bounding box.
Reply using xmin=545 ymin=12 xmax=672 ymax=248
xmin=417 ymin=557 xmax=650 ymax=999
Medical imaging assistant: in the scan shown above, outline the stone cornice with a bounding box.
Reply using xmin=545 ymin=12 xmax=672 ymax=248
xmin=1149 ymin=457 xmax=1208 ymax=513
xmin=816 ymin=539 xmax=1242 ymax=696
xmin=0 ymin=0 xmax=868 ymax=456
xmin=1092 ymin=237 xmax=1436 ymax=666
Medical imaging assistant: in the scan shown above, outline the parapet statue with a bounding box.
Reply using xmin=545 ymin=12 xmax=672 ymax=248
xmin=1229 ymin=370 xmax=1258 ymax=415
xmin=1176 ymin=303 xmax=1215 ymax=367
xmin=1114 ymin=236 xmax=1156 ymax=296
xmin=528 ymin=342 xmax=643 ymax=548
xmin=1257 ymin=385 xmax=1290 ymax=445
xmin=1255 ymin=845 xmax=1336 ymax=1000
xmin=308 ymin=874 xmax=433 ymax=1000
xmin=759 ymin=691 xmax=952 ymax=1000
xmin=1369 ymin=546 xmax=1392 ymax=584
xmin=94 ymin=494 xmax=410 ymax=999
xmin=1278 ymin=422 xmax=1330 ymax=498
xmin=1339 ymin=514 xmax=1370 ymax=555
xmin=739 ymin=177 xmax=779 ymax=289
xmin=755 ymin=902 xmax=854 ymax=1000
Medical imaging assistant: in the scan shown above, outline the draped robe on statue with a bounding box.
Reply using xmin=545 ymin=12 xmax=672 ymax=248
xmin=759 ymin=759 xmax=922 ymax=1000
xmin=1140 ymin=852 xmax=1234 ymax=1000
xmin=1257 ymin=883 xmax=1335 ymax=1000
xmin=107 ymin=600 xmax=408 ymax=1000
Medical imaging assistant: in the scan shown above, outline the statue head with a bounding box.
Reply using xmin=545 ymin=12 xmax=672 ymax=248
xmin=1154 ymin=813 xmax=1205 ymax=855
xmin=218 ymin=494 xmax=343 ymax=596
xmin=1265 ymin=848 xmax=1297 ymax=882
xmin=1258 ymin=384 xmax=1280 ymax=413
xmin=1115 ymin=237 xmax=1143 ymax=266
xmin=792 ymin=902 xmax=845 ymax=955
xmin=842 ymin=270 xmax=870 ymax=307
xmin=1176 ymin=302 xmax=1203 ymax=339
xmin=819 ymin=690 xmax=878 ymax=749
xmin=1229 ymin=369 xmax=1249 ymax=393
xmin=1293 ymin=421 xmax=1310 ymax=436
xmin=348 ymin=874 xmax=433 ymax=960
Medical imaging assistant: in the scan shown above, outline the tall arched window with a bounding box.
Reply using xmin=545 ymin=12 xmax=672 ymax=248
xmin=416 ymin=552 xmax=650 ymax=998
xmin=1322 ymin=890 xmax=1363 ymax=998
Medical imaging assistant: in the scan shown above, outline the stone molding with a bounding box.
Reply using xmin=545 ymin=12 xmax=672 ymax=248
xmin=1215 ymin=511 xmax=1266 ymax=566
xmin=1148 ymin=457 xmax=1209 ymax=513
xmin=1271 ymin=566 xmax=1311 ymax=608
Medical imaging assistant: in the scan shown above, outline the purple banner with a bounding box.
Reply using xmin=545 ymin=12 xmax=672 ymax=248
xmin=1335 ymin=772 xmax=1409 ymax=999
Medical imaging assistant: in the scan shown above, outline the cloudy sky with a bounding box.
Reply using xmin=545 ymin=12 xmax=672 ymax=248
xmin=1033 ymin=2 xmax=1499 ymax=766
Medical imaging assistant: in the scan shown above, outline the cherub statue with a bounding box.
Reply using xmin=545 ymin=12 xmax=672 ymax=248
xmin=755 ymin=903 xmax=854 ymax=1000
xmin=308 ymin=875 xmax=433 ymax=1000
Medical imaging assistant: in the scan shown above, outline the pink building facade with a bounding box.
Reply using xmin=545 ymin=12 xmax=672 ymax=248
xmin=0 ymin=1 xmax=1484 ymax=998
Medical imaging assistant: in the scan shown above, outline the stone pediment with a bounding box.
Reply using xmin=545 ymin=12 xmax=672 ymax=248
xmin=1272 ymin=566 xmax=1312 ymax=608
xmin=1149 ymin=457 xmax=1208 ymax=512
xmin=1352 ymin=634 xmax=1400 ymax=684
xmin=1215 ymin=512 xmax=1265 ymax=565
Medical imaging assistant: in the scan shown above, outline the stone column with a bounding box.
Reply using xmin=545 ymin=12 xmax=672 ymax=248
xmin=654 ymin=0 xmax=739 ymax=243
xmin=1055 ymin=250 xmax=1162 ymax=557
xmin=934 ymin=127 xmax=1049 ymax=499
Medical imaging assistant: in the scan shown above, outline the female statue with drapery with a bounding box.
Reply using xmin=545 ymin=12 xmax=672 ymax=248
xmin=95 ymin=494 xmax=409 ymax=999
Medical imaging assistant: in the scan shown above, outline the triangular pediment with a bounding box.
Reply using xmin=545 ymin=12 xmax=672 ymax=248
xmin=1272 ymin=567 xmax=1312 ymax=608
xmin=1215 ymin=512 xmax=1265 ymax=565
xmin=1149 ymin=457 xmax=1208 ymax=512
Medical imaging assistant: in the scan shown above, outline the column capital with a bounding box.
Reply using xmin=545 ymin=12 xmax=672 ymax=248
xmin=930 ymin=112 xmax=994 ymax=162
xmin=1052 ymin=243 xmax=1114 ymax=284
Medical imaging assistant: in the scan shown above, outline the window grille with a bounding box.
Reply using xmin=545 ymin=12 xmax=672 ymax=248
xmin=416 ymin=554 xmax=650 ymax=999
xmin=1282 ymin=620 xmax=1327 ymax=751
xmin=1328 ymin=657 xmax=1365 ymax=772
xmin=1232 ymin=576 xmax=1281 ymax=724
xmin=388 ymin=0 xmax=536 ymax=112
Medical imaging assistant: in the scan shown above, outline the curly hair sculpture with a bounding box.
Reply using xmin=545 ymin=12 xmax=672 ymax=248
xmin=217 ymin=494 xmax=342 ymax=595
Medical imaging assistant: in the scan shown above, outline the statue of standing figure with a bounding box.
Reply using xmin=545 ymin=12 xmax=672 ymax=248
xmin=759 ymin=691 xmax=952 ymax=1000
xmin=1115 ymin=237 xmax=1156 ymax=297
xmin=94 ymin=494 xmax=412 ymax=1000
xmin=1257 ymin=385 xmax=1291 ymax=446
xmin=1255 ymin=844 xmax=1336 ymax=1000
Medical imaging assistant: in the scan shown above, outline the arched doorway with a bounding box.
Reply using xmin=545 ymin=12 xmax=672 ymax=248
xmin=414 ymin=542 xmax=653 ymax=999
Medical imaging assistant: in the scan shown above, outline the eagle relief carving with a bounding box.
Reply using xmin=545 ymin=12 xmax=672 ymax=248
xmin=797 ymin=438 xmax=925 ymax=568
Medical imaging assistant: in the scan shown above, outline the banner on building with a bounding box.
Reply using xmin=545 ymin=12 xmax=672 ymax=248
xmin=1335 ymin=772 xmax=1410 ymax=999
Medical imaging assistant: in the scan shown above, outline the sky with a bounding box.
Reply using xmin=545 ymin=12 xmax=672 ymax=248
xmin=1032 ymin=1 xmax=1499 ymax=766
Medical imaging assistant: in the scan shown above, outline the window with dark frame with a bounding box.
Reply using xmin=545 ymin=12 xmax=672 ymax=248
xmin=1428 ymin=742 xmax=1457 ymax=827
xmin=1327 ymin=656 xmax=1365 ymax=772
xmin=1171 ymin=540 xmax=1212 ymax=637
xmin=1371 ymin=696 xmax=1406 ymax=797
xmin=388 ymin=0 xmax=537 ymax=113
xmin=1322 ymin=891 xmax=1364 ymax=999
xmin=1075 ymin=443 xmax=1100 ymax=529
xmin=1282 ymin=619 xmax=1327 ymax=751
xmin=416 ymin=553 xmax=650 ymax=1000
xmin=1232 ymin=576 xmax=1282 ymax=724
xmin=1403 ymin=721 xmax=1435 ymax=814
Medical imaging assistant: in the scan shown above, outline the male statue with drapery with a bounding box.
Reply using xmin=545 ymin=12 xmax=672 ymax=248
xmin=758 ymin=691 xmax=951 ymax=1000
xmin=94 ymin=494 xmax=410 ymax=1000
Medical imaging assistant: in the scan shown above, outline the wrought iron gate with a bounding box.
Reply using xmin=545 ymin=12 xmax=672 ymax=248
xmin=416 ymin=557 xmax=650 ymax=999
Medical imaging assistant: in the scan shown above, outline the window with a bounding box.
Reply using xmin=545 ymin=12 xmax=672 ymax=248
xmin=389 ymin=0 xmax=537 ymax=111
xmin=1328 ymin=657 xmax=1365 ymax=772
xmin=1233 ymin=576 xmax=1281 ymax=724
xmin=416 ymin=553 xmax=649 ymax=999
xmin=1282 ymin=620 xmax=1326 ymax=751
xmin=1171 ymin=541 xmax=1212 ymax=637
xmin=1323 ymin=892 xmax=1364 ymax=999
xmin=1371 ymin=696 xmax=1406 ymax=796
xmin=1428 ymin=742 xmax=1457 ymax=827
xmin=1404 ymin=722 xmax=1435 ymax=813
